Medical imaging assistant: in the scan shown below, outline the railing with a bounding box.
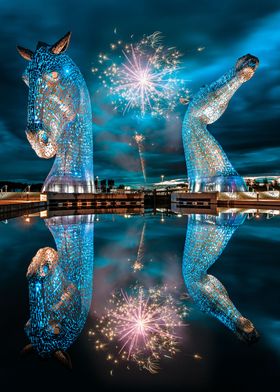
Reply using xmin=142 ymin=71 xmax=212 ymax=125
xmin=219 ymin=191 xmax=280 ymax=200
xmin=0 ymin=186 xmax=8 ymax=199
xmin=0 ymin=192 xmax=41 ymax=202
xmin=21 ymin=186 xmax=31 ymax=200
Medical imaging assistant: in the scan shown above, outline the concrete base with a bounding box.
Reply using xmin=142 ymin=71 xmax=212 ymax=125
xmin=46 ymin=192 xmax=144 ymax=209
xmin=171 ymin=192 xmax=218 ymax=214
xmin=171 ymin=191 xmax=280 ymax=211
xmin=218 ymin=199 xmax=280 ymax=208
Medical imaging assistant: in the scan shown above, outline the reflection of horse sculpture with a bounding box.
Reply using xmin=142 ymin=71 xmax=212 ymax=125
xmin=182 ymin=213 xmax=259 ymax=343
xmin=22 ymin=215 xmax=94 ymax=367
xmin=182 ymin=54 xmax=259 ymax=192
xmin=17 ymin=32 xmax=94 ymax=193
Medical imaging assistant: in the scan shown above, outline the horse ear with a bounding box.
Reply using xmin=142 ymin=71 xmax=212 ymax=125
xmin=17 ymin=46 xmax=33 ymax=61
xmin=20 ymin=343 xmax=35 ymax=356
xmin=53 ymin=350 xmax=72 ymax=369
xmin=51 ymin=32 xmax=71 ymax=55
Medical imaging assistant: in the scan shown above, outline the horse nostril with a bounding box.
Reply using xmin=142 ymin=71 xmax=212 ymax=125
xmin=247 ymin=55 xmax=259 ymax=69
xmin=38 ymin=131 xmax=49 ymax=144
xmin=26 ymin=126 xmax=49 ymax=145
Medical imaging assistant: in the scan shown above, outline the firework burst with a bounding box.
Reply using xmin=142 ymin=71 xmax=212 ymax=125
xmin=93 ymin=31 xmax=188 ymax=117
xmin=89 ymin=285 xmax=188 ymax=373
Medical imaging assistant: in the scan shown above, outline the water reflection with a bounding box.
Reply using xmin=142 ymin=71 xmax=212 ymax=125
xmin=1 ymin=206 xmax=279 ymax=390
xmin=23 ymin=214 xmax=94 ymax=367
xmin=182 ymin=213 xmax=259 ymax=343
xmin=90 ymin=284 xmax=187 ymax=374
xmin=132 ymin=221 xmax=146 ymax=272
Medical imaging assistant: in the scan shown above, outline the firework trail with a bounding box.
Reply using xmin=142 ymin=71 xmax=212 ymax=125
xmin=134 ymin=132 xmax=146 ymax=182
xmin=132 ymin=221 xmax=146 ymax=272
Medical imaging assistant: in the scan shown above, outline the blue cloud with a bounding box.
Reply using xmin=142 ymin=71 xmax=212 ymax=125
xmin=0 ymin=0 xmax=279 ymax=184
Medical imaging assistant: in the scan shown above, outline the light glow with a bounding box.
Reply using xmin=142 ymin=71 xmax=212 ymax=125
xmin=94 ymin=32 xmax=187 ymax=117
xmin=91 ymin=285 xmax=187 ymax=373
xmin=182 ymin=54 xmax=259 ymax=192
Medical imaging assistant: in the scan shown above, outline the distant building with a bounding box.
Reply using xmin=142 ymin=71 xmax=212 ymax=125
xmin=153 ymin=178 xmax=189 ymax=192
xmin=244 ymin=176 xmax=280 ymax=191
xmin=100 ymin=179 xmax=107 ymax=193
xmin=108 ymin=179 xmax=115 ymax=192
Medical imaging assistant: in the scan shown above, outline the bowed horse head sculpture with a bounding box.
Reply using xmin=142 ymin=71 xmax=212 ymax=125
xmin=183 ymin=53 xmax=259 ymax=192
xmin=182 ymin=213 xmax=259 ymax=344
xmin=17 ymin=32 xmax=94 ymax=193
xmin=190 ymin=54 xmax=259 ymax=125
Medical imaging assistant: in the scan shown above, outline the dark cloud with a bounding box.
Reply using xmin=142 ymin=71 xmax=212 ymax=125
xmin=0 ymin=0 xmax=279 ymax=184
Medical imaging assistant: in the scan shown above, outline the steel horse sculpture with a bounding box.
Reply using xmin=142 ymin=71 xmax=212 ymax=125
xmin=182 ymin=54 xmax=259 ymax=192
xmin=17 ymin=32 xmax=94 ymax=193
xmin=22 ymin=215 xmax=94 ymax=367
xmin=182 ymin=213 xmax=259 ymax=344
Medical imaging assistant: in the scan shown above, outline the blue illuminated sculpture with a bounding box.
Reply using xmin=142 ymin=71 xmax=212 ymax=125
xmin=22 ymin=215 xmax=94 ymax=367
xmin=182 ymin=54 xmax=259 ymax=192
xmin=182 ymin=213 xmax=259 ymax=343
xmin=17 ymin=32 xmax=94 ymax=193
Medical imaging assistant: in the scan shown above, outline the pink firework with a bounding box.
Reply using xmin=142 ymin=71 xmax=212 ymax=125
xmin=90 ymin=285 xmax=188 ymax=373
xmin=108 ymin=287 xmax=184 ymax=358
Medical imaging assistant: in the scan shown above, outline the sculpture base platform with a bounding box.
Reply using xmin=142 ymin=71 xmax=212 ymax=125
xmin=171 ymin=192 xmax=218 ymax=214
xmin=45 ymin=192 xmax=144 ymax=209
xmin=171 ymin=191 xmax=280 ymax=212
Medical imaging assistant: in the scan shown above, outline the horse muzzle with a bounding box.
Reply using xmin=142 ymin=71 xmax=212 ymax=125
xmin=26 ymin=122 xmax=50 ymax=146
xmin=235 ymin=54 xmax=259 ymax=81
xmin=25 ymin=126 xmax=57 ymax=159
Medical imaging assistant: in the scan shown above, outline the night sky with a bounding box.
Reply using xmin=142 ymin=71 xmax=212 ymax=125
xmin=0 ymin=0 xmax=279 ymax=186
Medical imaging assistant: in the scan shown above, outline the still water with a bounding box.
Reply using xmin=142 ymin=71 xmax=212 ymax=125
xmin=0 ymin=209 xmax=279 ymax=390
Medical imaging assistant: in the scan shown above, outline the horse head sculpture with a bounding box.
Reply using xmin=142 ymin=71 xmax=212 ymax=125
xmin=182 ymin=213 xmax=259 ymax=344
xmin=22 ymin=215 xmax=94 ymax=367
xmin=182 ymin=54 xmax=259 ymax=192
xmin=17 ymin=33 xmax=94 ymax=193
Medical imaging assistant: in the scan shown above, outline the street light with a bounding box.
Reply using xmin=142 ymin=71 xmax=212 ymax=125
xmin=0 ymin=185 xmax=8 ymax=193
xmin=95 ymin=176 xmax=99 ymax=192
xmin=161 ymin=174 xmax=164 ymax=183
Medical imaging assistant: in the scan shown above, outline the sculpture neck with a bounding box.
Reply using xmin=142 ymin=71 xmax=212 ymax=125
xmin=182 ymin=68 xmax=247 ymax=192
xmin=47 ymin=215 xmax=94 ymax=303
xmin=182 ymin=214 xmax=247 ymax=335
xmin=42 ymin=82 xmax=95 ymax=193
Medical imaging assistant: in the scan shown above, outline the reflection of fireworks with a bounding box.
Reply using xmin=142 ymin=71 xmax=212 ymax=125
xmin=132 ymin=222 xmax=146 ymax=272
xmin=132 ymin=261 xmax=143 ymax=272
xmin=90 ymin=285 xmax=187 ymax=373
xmin=93 ymin=31 xmax=187 ymax=117
xmin=134 ymin=132 xmax=146 ymax=182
